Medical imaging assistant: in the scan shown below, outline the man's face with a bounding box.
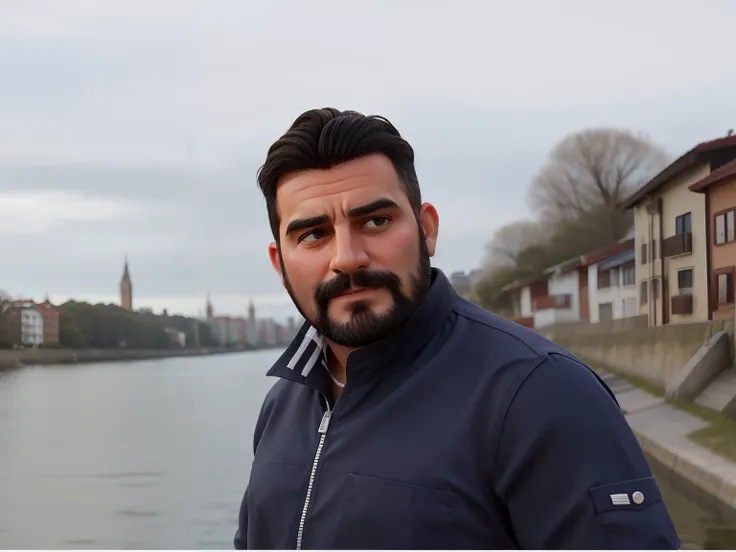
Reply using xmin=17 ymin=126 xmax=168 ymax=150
xmin=268 ymin=153 xmax=440 ymax=348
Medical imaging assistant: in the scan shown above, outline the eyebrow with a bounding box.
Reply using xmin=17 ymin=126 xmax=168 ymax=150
xmin=347 ymin=198 xmax=399 ymax=217
xmin=284 ymin=198 xmax=399 ymax=237
xmin=285 ymin=214 xmax=329 ymax=236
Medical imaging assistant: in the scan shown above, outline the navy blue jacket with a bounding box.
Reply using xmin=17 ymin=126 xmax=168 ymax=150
xmin=234 ymin=269 xmax=679 ymax=549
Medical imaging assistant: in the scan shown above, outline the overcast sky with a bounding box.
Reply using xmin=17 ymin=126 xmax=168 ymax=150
xmin=1 ymin=0 xmax=735 ymax=321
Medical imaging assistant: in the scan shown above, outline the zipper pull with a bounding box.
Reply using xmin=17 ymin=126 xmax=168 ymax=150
xmin=318 ymin=410 xmax=332 ymax=434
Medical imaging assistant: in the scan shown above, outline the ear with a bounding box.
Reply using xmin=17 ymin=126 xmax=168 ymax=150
xmin=418 ymin=202 xmax=440 ymax=257
xmin=268 ymin=242 xmax=286 ymax=286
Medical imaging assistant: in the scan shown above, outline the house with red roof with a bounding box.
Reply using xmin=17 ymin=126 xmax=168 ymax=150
xmin=35 ymin=299 xmax=60 ymax=344
xmin=502 ymin=238 xmax=636 ymax=329
xmin=623 ymin=133 xmax=736 ymax=326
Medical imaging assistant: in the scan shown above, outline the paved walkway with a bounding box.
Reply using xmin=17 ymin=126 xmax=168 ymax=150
xmin=595 ymin=368 xmax=736 ymax=510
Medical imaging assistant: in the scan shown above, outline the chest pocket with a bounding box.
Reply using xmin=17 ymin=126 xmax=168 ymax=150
xmin=334 ymin=473 xmax=458 ymax=549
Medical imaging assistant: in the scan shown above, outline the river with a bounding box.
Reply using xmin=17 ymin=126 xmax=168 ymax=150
xmin=1 ymin=350 xmax=736 ymax=549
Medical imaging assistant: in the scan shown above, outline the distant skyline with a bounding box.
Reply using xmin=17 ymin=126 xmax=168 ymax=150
xmin=1 ymin=0 xmax=736 ymax=319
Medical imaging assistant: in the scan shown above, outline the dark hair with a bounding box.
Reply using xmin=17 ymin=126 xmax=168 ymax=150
xmin=257 ymin=107 xmax=421 ymax=241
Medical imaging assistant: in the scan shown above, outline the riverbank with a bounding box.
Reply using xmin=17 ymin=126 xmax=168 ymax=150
xmin=595 ymin=365 xmax=736 ymax=512
xmin=0 ymin=345 xmax=259 ymax=370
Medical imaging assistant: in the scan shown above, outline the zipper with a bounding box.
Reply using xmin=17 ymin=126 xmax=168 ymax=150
xmin=295 ymin=396 xmax=332 ymax=550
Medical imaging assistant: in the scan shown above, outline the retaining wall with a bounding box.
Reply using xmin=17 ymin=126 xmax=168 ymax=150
xmin=542 ymin=316 xmax=735 ymax=389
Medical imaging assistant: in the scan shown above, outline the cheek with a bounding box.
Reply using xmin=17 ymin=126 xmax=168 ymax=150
xmin=282 ymin=251 xmax=326 ymax=293
xmin=370 ymin=227 xmax=419 ymax=270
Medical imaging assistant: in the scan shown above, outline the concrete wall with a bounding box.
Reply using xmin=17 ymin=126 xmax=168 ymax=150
xmin=0 ymin=346 xmax=250 ymax=370
xmin=543 ymin=316 xmax=735 ymax=389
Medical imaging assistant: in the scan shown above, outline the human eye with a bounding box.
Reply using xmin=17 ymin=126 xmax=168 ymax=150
xmin=363 ymin=216 xmax=390 ymax=229
xmin=298 ymin=228 xmax=327 ymax=244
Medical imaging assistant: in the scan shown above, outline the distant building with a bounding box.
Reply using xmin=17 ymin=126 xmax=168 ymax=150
xmin=1 ymin=300 xmax=44 ymax=346
xmin=164 ymin=327 xmax=186 ymax=347
xmin=120 ymin=256 xmax=133 ymax=311
xmin=206 ymin=293 xmax=214 ymax=320
xmin=35 ymin=299 xmax=60 ymax=344
xmin=245 ymin=297 xmax=258 ymax=346
xmin=202 ymin=294 xmax=299 ymax=348
xmin=449 ymin=271 xmax=472 ymax=296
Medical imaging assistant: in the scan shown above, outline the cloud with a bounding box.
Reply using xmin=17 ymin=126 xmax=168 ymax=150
xmin=1 ymin=0 xmax=735 ymax=319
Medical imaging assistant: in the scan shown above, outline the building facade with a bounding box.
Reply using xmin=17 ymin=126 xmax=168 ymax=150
xmin=1 ymin=300 xmax=44 ymax=346
xmin=624 ymin=134 xmax=736 ymax=326
xmin=585 ymin=240 xmax=637 ymax=322
xmin=689 ymin=158 xmax=736 ymax=320
xmin=35 ymin=299 xmax=60 ymax=344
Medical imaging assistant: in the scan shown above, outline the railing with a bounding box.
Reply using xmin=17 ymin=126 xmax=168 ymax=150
xmin=535 ymin=294 xmax=572 ymax=310
xmin=662 ymin=232 xmax=692 ymax=257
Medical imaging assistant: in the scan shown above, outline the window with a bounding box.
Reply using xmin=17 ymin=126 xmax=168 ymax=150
xmin=641 ymin=243 xmax=648 ymax=264
xmin=715 ymin=210 xmax=736 ymax=245
xmin=677 ymin=268 xmax=693 ymax=292
xmin=717 ymin=272 xmax=734 ymax=305
xmin=675 ymin=212 xmax=691 ymax=234
xmin=598 ymin=269 xmax=611 ymax=289
xmin=640 ymin=280 xmax=648 ymax=305
xmin=622 ymin=262 xmax=635 ymax=286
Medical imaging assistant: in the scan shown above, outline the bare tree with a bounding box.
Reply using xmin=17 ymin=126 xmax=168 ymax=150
xmin=528 ymin=128 xmax=671 ymax=223
xmin=483 ymin=220 xmax=548 ymax=269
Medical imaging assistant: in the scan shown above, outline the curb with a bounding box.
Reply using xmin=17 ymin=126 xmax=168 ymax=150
xmin=635 ymin=430 xmax=736 ymax=511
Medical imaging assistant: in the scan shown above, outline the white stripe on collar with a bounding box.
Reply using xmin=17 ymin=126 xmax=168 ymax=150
xmin=287 ymin=325 xmax=326 ymax=378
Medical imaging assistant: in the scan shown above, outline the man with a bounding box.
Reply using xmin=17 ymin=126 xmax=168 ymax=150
xmin=234 ymin=107 xmax=680 ymax=549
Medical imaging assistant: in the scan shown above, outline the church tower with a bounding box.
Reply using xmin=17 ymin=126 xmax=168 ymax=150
xmin=206 ymin=293 xmax=214 ymax=320
xmin=248 ymin=297 xmax=255 ymax=322
xmin=120 ymin=256 xmax=133 ymax=311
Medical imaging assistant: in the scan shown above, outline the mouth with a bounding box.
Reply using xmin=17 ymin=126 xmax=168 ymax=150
xmin=334 ymin=287 xmax=378 ymax=299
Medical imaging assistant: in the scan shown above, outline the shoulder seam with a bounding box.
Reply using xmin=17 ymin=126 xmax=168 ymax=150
xmin=490 ymin=352 xmax=551 ymax=486
xmin=452 ymin=304 xmax=547 ymax=358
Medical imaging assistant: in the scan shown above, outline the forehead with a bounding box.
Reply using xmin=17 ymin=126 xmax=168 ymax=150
xmin=275 ymin=154 xmax=409 ymax=222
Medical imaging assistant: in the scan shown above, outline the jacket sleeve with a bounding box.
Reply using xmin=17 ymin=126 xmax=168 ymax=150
xmin=233 ymin=487 xmax=249 ymax=549
xmin=492 ymin=352 xmax=680 ymax=549
xmin=234 ymin=390 xmax=274 ymax=549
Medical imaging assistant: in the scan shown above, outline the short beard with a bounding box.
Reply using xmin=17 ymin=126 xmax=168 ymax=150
xmin=279 ymin=228 xmax=432 ymax=348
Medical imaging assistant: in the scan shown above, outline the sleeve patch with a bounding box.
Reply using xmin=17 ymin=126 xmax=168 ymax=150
xmin=589 ymin=476 xmax=662 ymax=513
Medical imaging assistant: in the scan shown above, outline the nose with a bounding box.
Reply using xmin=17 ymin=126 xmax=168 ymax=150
xmin=329 ymin=227 xmax=369 ymax=275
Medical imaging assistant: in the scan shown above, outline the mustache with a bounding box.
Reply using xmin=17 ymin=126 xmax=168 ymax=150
xmin=314 ymin=270 xmax=403 ymax=304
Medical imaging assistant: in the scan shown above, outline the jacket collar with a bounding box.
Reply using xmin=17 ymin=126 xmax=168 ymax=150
xmin=266 ymin=268 xmax=456 ymax=393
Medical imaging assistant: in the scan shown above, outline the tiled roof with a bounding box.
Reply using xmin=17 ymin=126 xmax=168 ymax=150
xmin=689 ymin=158 xmax=736 ymax=193
xmin=580 ymin=238 xmax=635 ymax=267
xmin=623 ymin=134 xmax=736 ymax=208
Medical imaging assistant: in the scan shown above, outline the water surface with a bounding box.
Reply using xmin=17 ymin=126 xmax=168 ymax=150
xmin=0 ymin=350 xmax=735 ymax=548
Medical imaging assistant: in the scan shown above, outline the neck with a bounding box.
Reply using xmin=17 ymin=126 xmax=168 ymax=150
xmin=325 ymin=341 xmax=352 ymax=381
